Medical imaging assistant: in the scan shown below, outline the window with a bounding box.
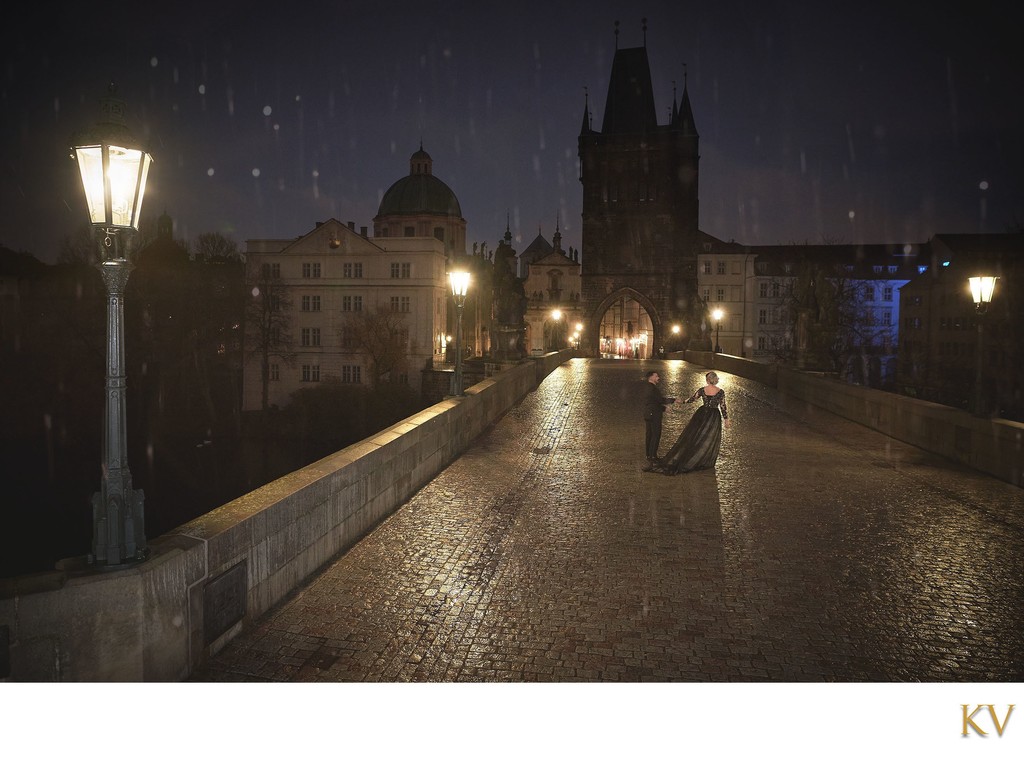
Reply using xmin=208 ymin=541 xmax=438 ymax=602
xmin=301 ymin=295 xmax=322 ymax=312
xmin=301 ymin=327 xmax=321 ymax=347
xmin=759 ymin=309 xmax=767 ymax=325
xmin=702 ymin=287 xmax=711 ymax=301
xmin=702 ymin=261 xmax=712 ymax=274
xmin=888 ymin=265 xmax=898 ymax=274
xmin=757 ymin=336 xmax=766 ymax=350
xmin=771 ymin=282 xmax=780 ymax=298
xmin=433 ymin=227 xmax=445 ymax=242
xmin=716 ymin=261 xmax=726 ymax=275
xmin=343 ymin=262 xmax=363 ymax=278
xmin=883 ymin=286 xmax=893 ymax=302
xmin=873 ymin=265 xmax=883 ymax=273
xmin=759 ymin=282 xmax=768 ymax=298
xmin=863 ymin=285 xmax=874 ymax=301
xmin=261 ymin=262 xmax=281 ymax=279
xmin=390 ymin=262 xmax=411 ymax=278
xmin=882 ymin=310 xmax=892 ymax=326
xmin=342 ymin=295 xmax=363 ymax=312
xmin=302 ymin=262 xmax=321 ymax=278
xmin=269 ymin=363 xmax=279 ymax=381
xmin=404 ymin=226 xmax=415 ymax=237
xmin=301 ymin=364 xmax=320 ymax=382
xmin=390 ymin=296 xmax=412 ymax=313
xmin=340 ymin=327 xmax=355 ymax=349
xmin=269 ymin=294 xmax=281 ymax=312
xmin=342 ymin=365 xmax=362 ymax=384
xmin=716 ymin=288 xmax=725 ymax=301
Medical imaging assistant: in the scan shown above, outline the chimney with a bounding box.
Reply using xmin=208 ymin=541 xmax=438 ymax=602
xmin=347 ymin=221 xmax=355 ymax=230
xmin=360 ymin=226 xmax=368 ymax=236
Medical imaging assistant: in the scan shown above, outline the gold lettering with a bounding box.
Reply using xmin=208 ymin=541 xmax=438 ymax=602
xmin=988 ymin=705 xmax=1014 ymax=737
xmin=962 ymin=705 xmax=987 ymax=736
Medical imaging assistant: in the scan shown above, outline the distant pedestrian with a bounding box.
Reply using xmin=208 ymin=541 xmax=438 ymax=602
xmin=641 ymin=370 xmax=677 ymax=471
xmin=652 ymin=371 xmax=731 ymax=474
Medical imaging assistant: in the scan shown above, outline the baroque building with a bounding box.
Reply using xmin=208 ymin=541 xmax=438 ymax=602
xmin=242 ymin=147 xmax=460 ymax=411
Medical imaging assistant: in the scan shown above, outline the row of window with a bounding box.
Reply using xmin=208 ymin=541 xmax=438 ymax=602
xmin=378 ymin=226 xmax=446 ymax=241
xmin=268 ymin=363 xmax=363 ymax=384
xmin=291 ymin=294 xmax=414 ymax=313
xmin=262 ymin=261 xmax=412 ymax=279
xmin=299 ymin=326 xmax=412 ymax=348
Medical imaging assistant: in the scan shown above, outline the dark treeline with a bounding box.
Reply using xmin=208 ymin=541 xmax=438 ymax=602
xmin=0 ymin=230 xmax=421 ymax=578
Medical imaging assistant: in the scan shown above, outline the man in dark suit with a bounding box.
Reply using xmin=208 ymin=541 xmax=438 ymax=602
xmin=641 ymin=370 xmax=676 ymax=471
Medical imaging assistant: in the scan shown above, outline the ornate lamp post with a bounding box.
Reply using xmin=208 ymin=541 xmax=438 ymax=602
xmin=70 ymin=85 xmax=153 ymax=568
xmin=449 ymin=269 xmax=470 ymax=396
xmin=968 ymin=275 xmax=997 ymax=417
xmin=712 ymin=308 xmax=724 ymax=353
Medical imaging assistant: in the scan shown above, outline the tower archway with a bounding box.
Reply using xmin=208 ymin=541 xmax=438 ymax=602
xmin=588 ymin=288 xmax=662 ymax=359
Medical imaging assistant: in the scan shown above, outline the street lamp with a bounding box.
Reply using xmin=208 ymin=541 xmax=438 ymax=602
xmin=70 ymin=84 xmax=153 ymax=568
xmin=449 ymin=269 xmax=470 ymax=396
xmin=712 ymin=308 xmax=724 ymax=353
xmin=968 ymin=275 xmax=998 ymax=416
xmin=550 ymin=309 xmax=562 ymax=349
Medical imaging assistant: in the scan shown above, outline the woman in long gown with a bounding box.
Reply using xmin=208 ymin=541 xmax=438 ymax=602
xmin=656 ymin=371 xmax=732 ymax=474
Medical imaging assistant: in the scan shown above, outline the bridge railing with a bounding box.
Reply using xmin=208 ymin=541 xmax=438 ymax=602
xmin=0 ymin=350 xmax=575 ymax=682
xmin=685 ymin=350 xmax=1023 ymax=489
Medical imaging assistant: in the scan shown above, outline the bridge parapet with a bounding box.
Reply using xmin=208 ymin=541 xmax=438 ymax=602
xmin=0 ymin=350 xmax=574 ymax=681
xmin=687 ymin=350 xmax=1022 ymax=489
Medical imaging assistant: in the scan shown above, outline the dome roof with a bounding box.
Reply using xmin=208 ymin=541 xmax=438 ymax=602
xmin=376 ymin=147 xmax=463 ymax=218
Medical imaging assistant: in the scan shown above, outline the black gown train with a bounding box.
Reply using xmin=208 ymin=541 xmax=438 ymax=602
xmin=658 ymin=387 xmax=727 ymax=474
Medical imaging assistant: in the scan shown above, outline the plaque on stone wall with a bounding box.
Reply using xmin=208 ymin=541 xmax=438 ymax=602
xmin=203 ymin=561 xmax=247 ymax=645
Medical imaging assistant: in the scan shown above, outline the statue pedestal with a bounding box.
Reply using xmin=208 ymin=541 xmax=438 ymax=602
xmin=492 ymin=325 xmax=525 ymax=362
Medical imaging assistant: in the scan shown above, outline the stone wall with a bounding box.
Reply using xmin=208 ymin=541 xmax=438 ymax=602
xmin=687 ymin=350 xmax=1023 ymax=488
xmin=0 ymin=350 xmax=574 ymax=681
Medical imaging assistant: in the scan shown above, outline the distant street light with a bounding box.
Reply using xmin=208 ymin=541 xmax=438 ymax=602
xmin=712 ymin=308 xmax=724 ymax=353
xmin=968 ymin=275 xmax=998 ymax=416
xmin=70 ymin=84 xmax=153 ymax=568
xmin=549 ymin=309 xmax=562 ymax=350
xmin=449 ymin=269 xmax=470 ymax=396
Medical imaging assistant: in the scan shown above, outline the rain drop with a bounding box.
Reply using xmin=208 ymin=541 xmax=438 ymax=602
xmin=207 ymin=168 xmax=215 ymax=177
xmin=263 ymin=105 xmax=272 ymax=116
xmin=979 ymin=180 xmax=989 ymax=190
xmin=150 ymin=56 xmax=158 ymax=68
xmin=252 ymin=168 xmax=261 ymax=178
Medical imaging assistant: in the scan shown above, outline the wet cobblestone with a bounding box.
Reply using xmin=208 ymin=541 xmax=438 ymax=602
xmin=192 ymin=359 xmax=1024 ymax=682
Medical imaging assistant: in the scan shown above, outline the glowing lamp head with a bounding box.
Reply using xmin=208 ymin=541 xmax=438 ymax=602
xmin=968 ymin=276 xmax=997 ymax=310
xmin=712 ymin=308 xmax=724 ymax=323
xmin=449 ymin=269 xmax=470 ymax=305
xmin=70 ymin=85 xmax=152 ymax=232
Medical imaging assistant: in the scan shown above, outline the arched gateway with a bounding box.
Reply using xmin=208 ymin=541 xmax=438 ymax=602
xmin=577 ymin=28 xmax=712 ymax=356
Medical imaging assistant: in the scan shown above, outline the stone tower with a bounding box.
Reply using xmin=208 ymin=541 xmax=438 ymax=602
xmin=578 ymin=24 xmax=705 ymax=353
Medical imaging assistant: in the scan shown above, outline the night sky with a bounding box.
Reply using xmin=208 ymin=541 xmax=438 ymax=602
xmin=2 ymin=1 xmax=1022 ymax=262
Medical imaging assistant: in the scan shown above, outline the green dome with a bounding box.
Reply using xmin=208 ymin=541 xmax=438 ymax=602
xmin=376 ymin=147 xmax=463 ymax=218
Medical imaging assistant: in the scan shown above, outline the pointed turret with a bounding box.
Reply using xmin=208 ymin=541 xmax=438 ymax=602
xmin=673 ymin=70 xmax=698 ymax=136
xmin=580 ymin=87 xmax=592 ymax=135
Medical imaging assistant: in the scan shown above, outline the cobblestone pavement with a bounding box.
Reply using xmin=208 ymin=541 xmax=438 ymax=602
xmin=192 ymin=359 xmax=1024 ymax=682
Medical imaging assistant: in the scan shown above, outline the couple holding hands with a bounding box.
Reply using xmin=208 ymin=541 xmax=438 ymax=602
xmin=641 ymin=369 xmax=731 ymax=475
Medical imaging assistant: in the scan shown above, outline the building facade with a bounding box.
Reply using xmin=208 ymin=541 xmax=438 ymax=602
xmin=519 ymin=224 xmax=583 ymax=353
xmin=897 ymin=233 xmax=1023 ymax=418
xmin=242 ymin=218 xmax=449 ymax=411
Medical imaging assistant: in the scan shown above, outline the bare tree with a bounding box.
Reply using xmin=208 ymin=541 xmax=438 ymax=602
xmin=191 ymin=232 xmax=241 ymax=262
xmin=341 ymin=305 xmax=413 ymax=387
xmin=245 ymin=265 xmax=295 ymax=412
